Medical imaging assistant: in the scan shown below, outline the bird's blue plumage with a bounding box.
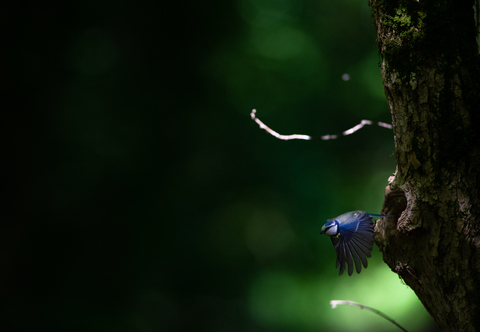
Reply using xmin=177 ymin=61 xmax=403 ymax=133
xmin=320 ymin=210 xmax=392 ymax=276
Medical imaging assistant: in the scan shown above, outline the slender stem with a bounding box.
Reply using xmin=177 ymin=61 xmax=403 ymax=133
xmin=330 ymin=300 xmax=408 ymax=332
xmin=250 ymin=109 xmax=392 ymax=141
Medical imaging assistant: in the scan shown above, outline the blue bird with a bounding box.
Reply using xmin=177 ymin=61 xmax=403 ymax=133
xmin=320 ymin=211 xmax=392 ymax=276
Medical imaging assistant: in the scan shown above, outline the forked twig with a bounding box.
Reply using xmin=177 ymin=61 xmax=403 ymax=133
xmin=250 ymin=109 xmax=392 ymax=141
xmin=330 ymin=300 xmax=408 ymax=332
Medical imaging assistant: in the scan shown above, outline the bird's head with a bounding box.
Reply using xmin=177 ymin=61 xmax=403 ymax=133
xmin=320 ymin=220 xmax=340 ymax=236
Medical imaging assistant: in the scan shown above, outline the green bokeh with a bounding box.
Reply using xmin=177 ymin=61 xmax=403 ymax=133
xmin=6 ymin=0 xmax=439 ymax=331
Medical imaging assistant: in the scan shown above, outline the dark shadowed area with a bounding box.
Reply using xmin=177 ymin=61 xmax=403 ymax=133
xmin=5 ymin=0 xmax=439 ymax=331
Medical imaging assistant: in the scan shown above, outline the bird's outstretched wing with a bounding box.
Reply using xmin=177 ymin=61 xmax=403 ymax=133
xmin=330 ymin=212 xmax=375 ymax=276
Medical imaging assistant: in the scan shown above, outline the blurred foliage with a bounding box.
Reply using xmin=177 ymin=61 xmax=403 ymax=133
xmin=6 ymin=0 xmax=439 ymax=331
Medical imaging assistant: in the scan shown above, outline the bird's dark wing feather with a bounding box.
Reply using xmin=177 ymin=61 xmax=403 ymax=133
xmin=333 ymin=212 xmax=375 ymax=275
xmin=343 ymin=239 xmax=354 ymax=276
xmin=331 ymin=236 xmax=345 ymax=275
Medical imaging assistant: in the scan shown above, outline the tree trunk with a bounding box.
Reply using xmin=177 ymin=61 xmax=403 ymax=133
xmin=369 ymin=1 xmax=480 ymax=330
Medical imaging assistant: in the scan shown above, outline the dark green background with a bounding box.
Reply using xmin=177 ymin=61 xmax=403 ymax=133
xmin=6 ymin=1 xmax=439 ymax=331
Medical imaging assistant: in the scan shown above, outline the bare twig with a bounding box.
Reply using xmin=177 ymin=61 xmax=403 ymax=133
xmin=250 ymin=109 xmax=311 ymax=140
xmin=330 ymin=300 xmax=408 ymax=332
xmin=250 ymin=109 xmax=392 ymax=141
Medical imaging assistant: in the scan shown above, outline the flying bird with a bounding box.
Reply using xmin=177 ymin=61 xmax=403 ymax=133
xmin=320 ymin=210 xmax=393 ymax=276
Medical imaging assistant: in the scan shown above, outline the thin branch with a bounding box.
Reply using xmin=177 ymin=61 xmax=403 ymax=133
xmin=250 ymin=109 xmax=392 ymax=141
xmin=250 ymin=109 xmax=311 ymax=141
xmin=330 ymin=300 xmax=408 ymax=332
xmin=378 ymin=121 xmax=393 ymax=129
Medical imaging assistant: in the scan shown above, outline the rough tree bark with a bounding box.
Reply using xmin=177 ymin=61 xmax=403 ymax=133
xmin=369 ymin=1 xmax=480 ymax=330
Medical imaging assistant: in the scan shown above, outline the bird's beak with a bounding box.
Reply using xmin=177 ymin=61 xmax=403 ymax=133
xmin=319 ymin=230 xmax=324 ymax=235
